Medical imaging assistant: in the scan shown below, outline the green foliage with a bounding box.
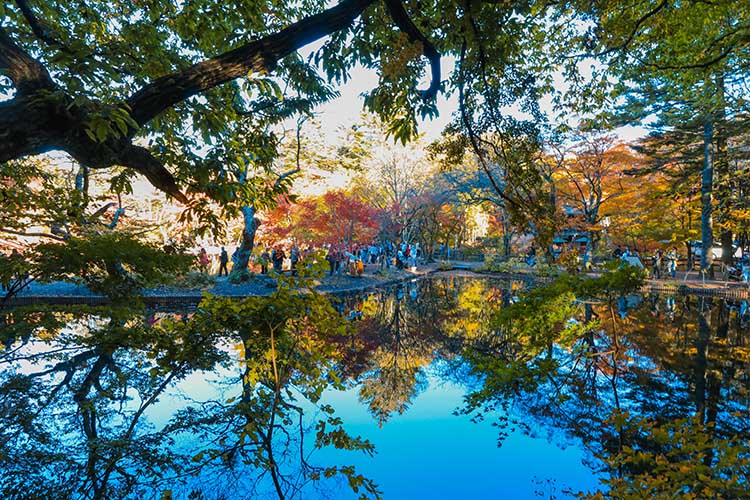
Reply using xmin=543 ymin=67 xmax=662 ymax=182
xmin=569 ymin=261 xmax=646 ymax=300
xmin=479 ymin=255 xmax=561 ymax=278
xmin=32 ymin=232 xmax=192 ymax=298
xmin=177 ymin=269 xmax=379 ymax=498
xmin=577 ymin=412 xmax=750 ymax=499
xmin=0 ymin=250 xmax=33 ymax=303
xmin=459 ymin=265 xmax=644 ymax=432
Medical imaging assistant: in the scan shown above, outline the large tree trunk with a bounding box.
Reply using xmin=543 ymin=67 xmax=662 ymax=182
xmin=714 ymin=72 xmax=733 ymax=267
xmin=701 ymin=120 xmax=714 ymax=277
xmin=233 ymin=205 xmax=261 ymax=273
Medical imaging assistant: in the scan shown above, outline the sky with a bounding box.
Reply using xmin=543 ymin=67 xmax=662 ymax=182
xmin=308 ymin=54 xmax=648 ymax=146
xmin=312 ymin=60 xmax=458 ymax=143
xmin=293 ymin=46 xmax=648 ymax=197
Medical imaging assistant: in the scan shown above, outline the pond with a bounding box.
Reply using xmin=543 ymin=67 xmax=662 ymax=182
xmin=1 ymin=275 xmax=749 ymax=499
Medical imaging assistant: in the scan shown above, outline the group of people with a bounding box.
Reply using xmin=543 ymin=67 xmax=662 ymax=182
xmin=258 ymin=245 xmax=308 ymax=275
xmin=195 ymin=241 xmax=410 ymax=277
xmin=197 ymin=246 xmax=231 ymax=276
xmin=325 ymin=241 xmax=421 ymax=276
xmin=613 ymin=245 xmax=679 ymax=278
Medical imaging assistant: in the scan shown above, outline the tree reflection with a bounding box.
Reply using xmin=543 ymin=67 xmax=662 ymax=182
xmin=456 ymin=268 xmax=750 ymax=497
xmin=0 ymin=269 xmax=380 ymax=499
xmin=4 ymin=273 xmax=750 ymax=499
xmin=1 ymin=305 xmax=229 ymax=499
xmin=337 ymin=279 xmax=460 ymax=426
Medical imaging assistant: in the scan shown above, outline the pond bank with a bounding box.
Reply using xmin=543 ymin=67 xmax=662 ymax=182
xmin=7 ymin=261 xmax=750 ymax=306
xmin=4 ymin=264 xmax=446 ymax=307
xmin=461 ymin=266 xmax=750 ymax=300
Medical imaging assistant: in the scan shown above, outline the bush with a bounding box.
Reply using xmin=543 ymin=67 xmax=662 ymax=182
xmin=437 ymin=260 xmax=453 ymax=271
xmin=176 ymin=271 xmax=217 ymax=289
xmin=480 ymin=256 xmax=521 ymax=273
xmin=33 ymin=232 xmax=193 ymax=299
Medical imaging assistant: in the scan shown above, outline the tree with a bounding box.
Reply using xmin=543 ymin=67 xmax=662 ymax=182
xmin=552 ymin=132 xmax=639 ymax=252
xmin=262 ymin=190 xmax=380 ymax=246
xmin=433 ymin=131 xmax=560 ymax=257
xmin=555 ymin=1 xmax=750 ymax=271
xmin=0 ymin=0 xmax=441 ymax=204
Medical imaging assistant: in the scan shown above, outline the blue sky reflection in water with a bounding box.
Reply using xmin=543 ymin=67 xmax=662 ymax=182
xmin=313 ymin=369 xmax=597 ymax=499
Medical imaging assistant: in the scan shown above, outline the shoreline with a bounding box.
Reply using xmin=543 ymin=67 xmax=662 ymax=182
xmin=6 ymin=262 xmax=750 ymax=307
xmin=3 ymin=263 xmax=447 ymax=307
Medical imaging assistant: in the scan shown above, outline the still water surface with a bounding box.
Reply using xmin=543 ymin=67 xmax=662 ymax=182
xmin=2 ymin=277 xmax=748 ymax=499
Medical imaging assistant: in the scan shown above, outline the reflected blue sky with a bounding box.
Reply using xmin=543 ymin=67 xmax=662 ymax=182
xmin=313 ymin=369 xmax=599 ymax=499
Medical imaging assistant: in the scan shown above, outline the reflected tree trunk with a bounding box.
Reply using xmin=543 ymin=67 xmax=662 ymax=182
xmin=694 ymin=298 xmax=711 ymax=423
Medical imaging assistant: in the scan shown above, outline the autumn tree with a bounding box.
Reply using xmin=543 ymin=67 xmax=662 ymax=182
xmin=262 ymin=190 xmax=380 ymax=247
xmin=554 ymin=1 xmax=750 ymax=271
xmin=551 ymin=131 xmax=641 ymax=252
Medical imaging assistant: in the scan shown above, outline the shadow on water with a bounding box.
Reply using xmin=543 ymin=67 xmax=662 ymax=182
xmin=1 ymin=274 xmax=750 ymax=499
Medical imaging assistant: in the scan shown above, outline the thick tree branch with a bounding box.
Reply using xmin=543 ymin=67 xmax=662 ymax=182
xmin=126 ymin=0 xmax=377 ymax=126
xmin=603 ymin=0 xmax=668 ymax=55
xmin=116 ymin=144 xmax=187 ymax=203
xmin=0 ymin=25 xmax=54 ymax=92
xmin=383 ymin=0 xmax=441 ymax=100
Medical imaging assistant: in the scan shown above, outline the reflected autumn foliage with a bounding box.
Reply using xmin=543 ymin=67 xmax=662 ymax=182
xmin=3 ymin=273 xmax=750 ymax=499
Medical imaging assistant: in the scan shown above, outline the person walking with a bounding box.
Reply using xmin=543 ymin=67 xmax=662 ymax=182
xmin=260 ymin=246 xmax=270 ymax=274
xmin=272 ymin=246 xmax=285 ymax=273
xmin=666 ymin=247 xmax=678 ymax=278
xmin=198 ymin=247 xmax=209 ymax=273
xmin=651 ymin=250 xmax=663 ymax=279
xmin=218 ymin=246 xmax=229 ymax=276
xmin=290 ymin=245 xmax=300 ymax=276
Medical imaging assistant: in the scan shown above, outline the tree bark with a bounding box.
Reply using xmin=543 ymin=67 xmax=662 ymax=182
xmin=714 ymin=72 xmax=733 ymax=266
xmin=700 ymin=120 xmax=714 ymax=277
xmin=233 ymin=205 xmax=261 ymax=273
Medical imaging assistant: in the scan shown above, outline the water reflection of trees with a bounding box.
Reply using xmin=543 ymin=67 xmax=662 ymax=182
xmin=0 ymin=278 xmax=380 ymax=500
xmin=1 ymin=305 xmax=229 ymax=499
xmin=457 ymin=273 xmax=750 ymax=497
xmin=335 ymin=279 xmax=464 ymax=425
xmin=4 ymin=275 xmax=750 ymax=499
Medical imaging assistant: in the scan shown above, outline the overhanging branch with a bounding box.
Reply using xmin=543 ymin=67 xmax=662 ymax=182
xmin=126 ymin=0 xmax=377 ymax=127
xmin=0 ymin=25 xmax=53 ymax=91
xmin=383 ymin=0 xmax=441 ymax=100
